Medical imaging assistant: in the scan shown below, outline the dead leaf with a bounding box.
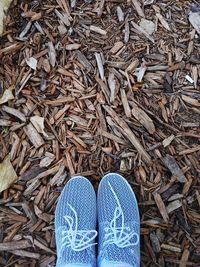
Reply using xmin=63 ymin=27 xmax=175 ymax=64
xmin=132 ymin=103 xmax=155 ymax=134
xmin=139 ymin=18 xmax=155 ymax=35
xmin=131 ymin=21 xmax=154 ymax=43
xmin=189 ymin=11 xmax=200 ymax=34
xmin=26 ymin=57 xmax=37 ymax=70
xmin=0 ymin=0 xmax=12 ymax=35
xmin=30 ymin=116 xmax=48 ymax=137
xmin=0 ymin=155 xmax=18 ymax=193
xmin=0 ymin=86 xmax=14 ymax=104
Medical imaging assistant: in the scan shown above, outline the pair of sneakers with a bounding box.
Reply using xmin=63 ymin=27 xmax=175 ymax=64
xmin=55 ymin=173 xmax=140 ymax=267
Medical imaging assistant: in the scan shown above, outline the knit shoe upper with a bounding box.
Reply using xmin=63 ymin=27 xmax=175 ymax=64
xmin=97 ymin=173 xmax=140 ymax=267
xmin=55 ymin=176 xmax=97 ymax=267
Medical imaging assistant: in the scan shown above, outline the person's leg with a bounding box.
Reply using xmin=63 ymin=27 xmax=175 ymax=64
xmin=55 ymin=176 xmax=97 ymax=267
xmin=97 ymin=173 xmax=140 ymax=267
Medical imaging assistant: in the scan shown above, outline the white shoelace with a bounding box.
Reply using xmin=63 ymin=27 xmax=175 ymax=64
xmin=103 ymin=182 xmax=139 ymax=248
xmin=60 ymin=203 xmax=97 ymax=252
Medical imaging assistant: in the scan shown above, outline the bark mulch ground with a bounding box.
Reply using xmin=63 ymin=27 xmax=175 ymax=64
xmin=0 ymin=0 xmax=200 ymax=266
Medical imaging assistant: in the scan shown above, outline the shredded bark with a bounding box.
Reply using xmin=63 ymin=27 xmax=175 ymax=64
xmin=0 ymin=0 xmax=200 ymax=266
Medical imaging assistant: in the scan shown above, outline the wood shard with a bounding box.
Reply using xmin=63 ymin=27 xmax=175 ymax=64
xmin=90 ymin=25 xmax=107 ymax=35
xmin=24 ymin=123 xmax=44 ymax=148
xmin=154 ymin=192 xmax=169 ymax=223
xmin=132 ymin=0 xmax=145 ymax=18
xmin=0 ymin=240 xmax=31 ymax=251
xmin=163 ymin=155 xmax=187 ymax=183
xmin=103 ymin=105 xmax=151 ymax=164
xmin=2 ymin=106 xmax=26 ymax=122
xmin=131 ymin=21 xmax=154 ymax=43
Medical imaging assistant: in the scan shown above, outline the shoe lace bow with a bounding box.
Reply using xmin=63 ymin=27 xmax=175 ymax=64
xmin=103 ymin=182 xmax=139 ymax=248
xmin=60 ymin=203 xmax=97 ymax=252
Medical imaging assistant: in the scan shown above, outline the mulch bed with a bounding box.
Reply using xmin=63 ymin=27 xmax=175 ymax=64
xmin=0 ymin=0 xmax=200 ymax=266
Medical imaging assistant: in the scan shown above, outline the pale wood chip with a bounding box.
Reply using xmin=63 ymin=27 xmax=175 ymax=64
xmin=124 ymin=21 xmax=130 ymax=43
xmin=11 ymin=250 xmax=40 ymax=259
xmin=166 ymin=200 xmax=182 ymax=213
xmin=126 ymin=59 xmax=139 ymax=73
xmin=120 ymin=89 xmax=131 ymax=118
xmin=132 ymin=103 xmax=155 ymax=134
xmin=153 ymin=192 xmax=169 ymax=223
xmin=2 ymin=106 xmax=26 ymax=122
xmin=96 ymin=0 xmax=105 ymax=17
xmin=48 ymin=42 xmax=56 ymax=67
xmin=161 ymin=244 xmax=181 ymax=253
xmin=34 ymin=239 xmax=55 ymax=254
xmin=19 ymin=21 xmax=32 ymax=39
xmin=66 ymin=43 xmax=81 ymax=50
xmin=182 ymin=95 xmax=200 ymax=107
xmin=132 ymin=0 xmax=145 ymax=18
xmin=43 ymin=96 xmax=75 ymax=106
xmin=99 ymin=129 xmax=126 ymax=145
xmin=180 ymin=249 xmax=190 ymax=267
xmin=69 ymin=114 xmax=88 ymax=127
xmin=66 ymin=152 xmax=75 ymax=175
xmin=162 ymin=134 xmax=175 ymax=147
xmin=179 ymin=145 xmax=200 ymax=155
xmin=95 ymin=53 xmax=104 ymax=80
xmin=0 ymin=119 xmax=12 ymax=126
xmin=24 ymin=123 xmax=44 ymax=148
xmin=90 ymin=25 xmax=107 ymax=35
xmin=50 ymin=165 xmax=67 ymax=186
xmin=156 ymin=13 xmax=171 ymax=31
xmin=110 ymin=41 xmax=124 ymax=54
xmin=117 ymin=6 xmax=124 ymax=22
xmin=0 ymin=240 xmax=31 ymax=251
xmin=55 ymin=9 xmax=71 ymax=27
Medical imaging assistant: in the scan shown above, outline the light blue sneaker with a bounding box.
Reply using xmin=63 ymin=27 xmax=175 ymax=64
xmin=55 ymin=176 xmax=97 ymax=267
xmin=97 ymin=173 xmax=140 ymax=267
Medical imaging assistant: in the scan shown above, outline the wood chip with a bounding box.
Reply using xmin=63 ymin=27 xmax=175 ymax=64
xmin=95 ymin=53 xmax=104 ymax=80
xmin=0 ymin=240 xmax=31 ymax=251
xmin=162 ymin=155 xmax=187 ymax=183
xmin=103 ymin=105 xmax=151 ymax=164
xmin=90 ymin=25 xmax=107 ymax=35
xmin=132 ymin=0 xmax=145 ymax=18
xmin=24 ymin=123 xmax=44 ymax=148
xmin=2 ymin=106 xmax=26 ymax=122
xmin=153 ymin=192 xmax=169 ymax=223
xmin=156 ymin=13 xmax=171 ymax=31
xmin=132 ymin=102 xmax=155 ymax=134
xmin=131 ymin=21 xmax=154 ymax=43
